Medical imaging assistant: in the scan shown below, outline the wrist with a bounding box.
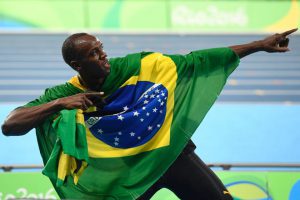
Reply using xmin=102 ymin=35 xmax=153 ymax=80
xmin=52 ymin=98 xmax=65 ymax=110
xmin=252 ymin=40 xmax=265 ymax=51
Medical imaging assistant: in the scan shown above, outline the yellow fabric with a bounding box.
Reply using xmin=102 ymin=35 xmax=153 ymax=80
xmin=56 ymin=109 xmax=89 ymax=185
xmin=87 ymin=53 xmax=177 ymax=158
xmin=73 ymin=161 xmax=88 ymax=184
xmin=68 ymin=53 xmax=178 ymax=158
xmin=57 ymin=151 xmax=88 ymax=185
xmin=57 ymin=151 xmax=71 ymax=182
xmin=68 ymin=76 xmax=87 ymax=91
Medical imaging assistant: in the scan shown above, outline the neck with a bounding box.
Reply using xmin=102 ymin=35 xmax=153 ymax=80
xmin=77 ymin=75 xmax=87 ymax=88
xmin=78 ymin=75 xmax=103 ymax=92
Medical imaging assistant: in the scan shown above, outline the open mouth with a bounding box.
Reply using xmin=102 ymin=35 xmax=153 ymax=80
xmin=103 ymin=60 xmax=111 ymax=72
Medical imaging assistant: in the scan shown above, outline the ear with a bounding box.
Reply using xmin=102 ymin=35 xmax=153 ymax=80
xmin=70 ymin=61 xmax=82 ymax=71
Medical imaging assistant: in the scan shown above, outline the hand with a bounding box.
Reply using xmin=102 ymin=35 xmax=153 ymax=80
xmin=260 ymin=28 xmax=298 ymax=53
xmin=57 ymin=92 xmax=106 ymax=110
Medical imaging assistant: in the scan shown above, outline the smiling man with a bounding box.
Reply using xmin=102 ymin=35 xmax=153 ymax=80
xmin=2 ymin=28 xmax=297 ymax=200
xmin=64 ymin=34 xmax=111 ymax=92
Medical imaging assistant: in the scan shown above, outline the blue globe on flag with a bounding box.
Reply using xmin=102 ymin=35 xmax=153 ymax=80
xmin=84 ymin=81 xmax=168 ymax=149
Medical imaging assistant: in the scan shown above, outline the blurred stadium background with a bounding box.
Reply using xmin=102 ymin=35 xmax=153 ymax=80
xmin=0 ymin=0 xmax=299 ymax=199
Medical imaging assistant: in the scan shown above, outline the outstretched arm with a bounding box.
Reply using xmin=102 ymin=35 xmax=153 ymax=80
xmin=230 ymin=28 xmax=298 ymax=58
xmin=1 ymin=92 xmax=105 ymax=136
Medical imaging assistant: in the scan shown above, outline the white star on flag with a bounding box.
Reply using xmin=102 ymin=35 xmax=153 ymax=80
xmin=130 ymin=132 xmax=135 ymax=136
xmin=86 ymin=83 xmax=169 ymax=149
xmin=98 ymin=129 xmax=103 ymax=134
xmin=117 ymin=115 xmax=124 ymax=121
xmin=133 ymin=111 xmax=140 ymax=116
xmin=123 ymin=106 xmax=129 ymax=111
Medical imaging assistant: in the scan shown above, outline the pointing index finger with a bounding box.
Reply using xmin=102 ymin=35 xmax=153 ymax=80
xmin=84 ymin=92 xmax=107 ymax=106
xmin=281 ymin=28 xmax=298 ymax=37
xmin=84 ymin=92 xmax=105 ymax=97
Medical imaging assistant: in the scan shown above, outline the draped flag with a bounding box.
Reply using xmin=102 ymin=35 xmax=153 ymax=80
xmin=85 ymin=82 xmax=169 ymax=150
xmin=25 ymin=48 xmax=239 ymax=199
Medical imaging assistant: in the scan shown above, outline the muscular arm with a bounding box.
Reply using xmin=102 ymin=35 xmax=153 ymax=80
xmin=2 ymin=100 xmax=63 ymax=136
xmin=229 ymin=28 xmax=297 ymax=58
xmin=1 ymin=92 xmax=105 ymax=136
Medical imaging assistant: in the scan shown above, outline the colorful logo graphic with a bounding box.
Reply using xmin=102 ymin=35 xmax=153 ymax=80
xmin=226 ymin=181 xmax=272 ymax=200
xmin=289 ymin=180 xmax=300 ymax=200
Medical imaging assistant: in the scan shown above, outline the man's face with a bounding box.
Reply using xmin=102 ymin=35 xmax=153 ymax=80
xmin=73 ymin=34 xmax=110 ymax=87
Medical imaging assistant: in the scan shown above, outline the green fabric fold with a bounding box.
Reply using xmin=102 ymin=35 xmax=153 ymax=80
xmin=42 ymin=109 xmax=88 ymax=187
xmin=25 ymin=48 xmax=239 ymax=200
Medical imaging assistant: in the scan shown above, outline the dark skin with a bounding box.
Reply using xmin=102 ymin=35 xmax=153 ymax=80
xmin=2 ymin=34 xmax=109 ymax=136
xmin=1 ymin=28 xmax=297 ymax=136
xmin=229 ymin=28 xmax=297 ymax=58
xmin=71 ymin=35 xmax=111 ymax=91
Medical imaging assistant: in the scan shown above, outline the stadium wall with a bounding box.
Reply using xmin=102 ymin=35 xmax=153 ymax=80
xmin=0 ymin=0 xmax=299 ymax=33
xmin=1 ymin=171 xmax=300 ymax=199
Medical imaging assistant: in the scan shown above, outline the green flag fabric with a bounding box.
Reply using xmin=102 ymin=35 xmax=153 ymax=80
xmin=25 ymin=48 xmax=239 ymax=199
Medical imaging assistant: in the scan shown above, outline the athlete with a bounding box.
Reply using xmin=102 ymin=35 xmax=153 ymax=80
xmin=2 ymin=28 xmax=297 ymax=200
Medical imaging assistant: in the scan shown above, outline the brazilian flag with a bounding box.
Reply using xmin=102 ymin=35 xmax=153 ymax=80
xmin=25 ymin=48 xmax=239 ymax=199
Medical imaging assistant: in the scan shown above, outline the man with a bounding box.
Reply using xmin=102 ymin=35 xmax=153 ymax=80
xmin=2 ymin=28 xmax=297 ymax=200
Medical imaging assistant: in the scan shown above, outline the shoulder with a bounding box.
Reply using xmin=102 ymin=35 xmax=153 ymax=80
xmin=24 ymin=81 xmax=82 ymax=107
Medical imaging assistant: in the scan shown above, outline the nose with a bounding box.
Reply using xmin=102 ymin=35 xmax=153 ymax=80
xmin=100 ymin=51 xmax=107 ymax=60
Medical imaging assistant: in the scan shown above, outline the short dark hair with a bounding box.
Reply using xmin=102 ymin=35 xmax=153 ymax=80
xmin=61 ymin=33 xmax=88 ymax=69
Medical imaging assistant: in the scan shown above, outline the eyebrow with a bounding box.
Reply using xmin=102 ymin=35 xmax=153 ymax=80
xmin=88 ymin=43 xmax=103 ymax=55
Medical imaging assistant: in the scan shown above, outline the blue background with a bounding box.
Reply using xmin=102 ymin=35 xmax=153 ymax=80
xmin=1 ymin=103 xmax=299 ymax=165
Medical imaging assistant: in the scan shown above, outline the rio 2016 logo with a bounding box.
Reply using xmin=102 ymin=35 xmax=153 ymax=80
xmin=0 ymin=188 xmax=57 ymax=200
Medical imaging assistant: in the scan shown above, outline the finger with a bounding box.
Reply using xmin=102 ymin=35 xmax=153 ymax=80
xmin=85 ymin=92 xmax=105 ymax=103
xmin=83 ymin=96 xmax=94 ymax=107
xmin=85 ymin=93 xmax=107 ymax=108
xmin=279 ymin=38 xmax=289 ymax=47
xmin=281 ymin=28 xmax=298 ymax=37
xmin=80 ymin=101 xmax=89 ymax=110
xmin=272 ymin=47 xmax=290 ymax=52
xmin=85 ymin=92 xmax=105 ymax=97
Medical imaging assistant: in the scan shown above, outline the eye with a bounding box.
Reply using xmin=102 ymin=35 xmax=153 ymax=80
xmin=90 ymin=49 xmax=98 ymax=57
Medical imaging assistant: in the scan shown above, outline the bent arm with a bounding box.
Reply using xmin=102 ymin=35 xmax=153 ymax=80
xmin=1 ymin=100 xmax=63 ymax=136
xmin=1 ymin=92 xmax=105 ymax=136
